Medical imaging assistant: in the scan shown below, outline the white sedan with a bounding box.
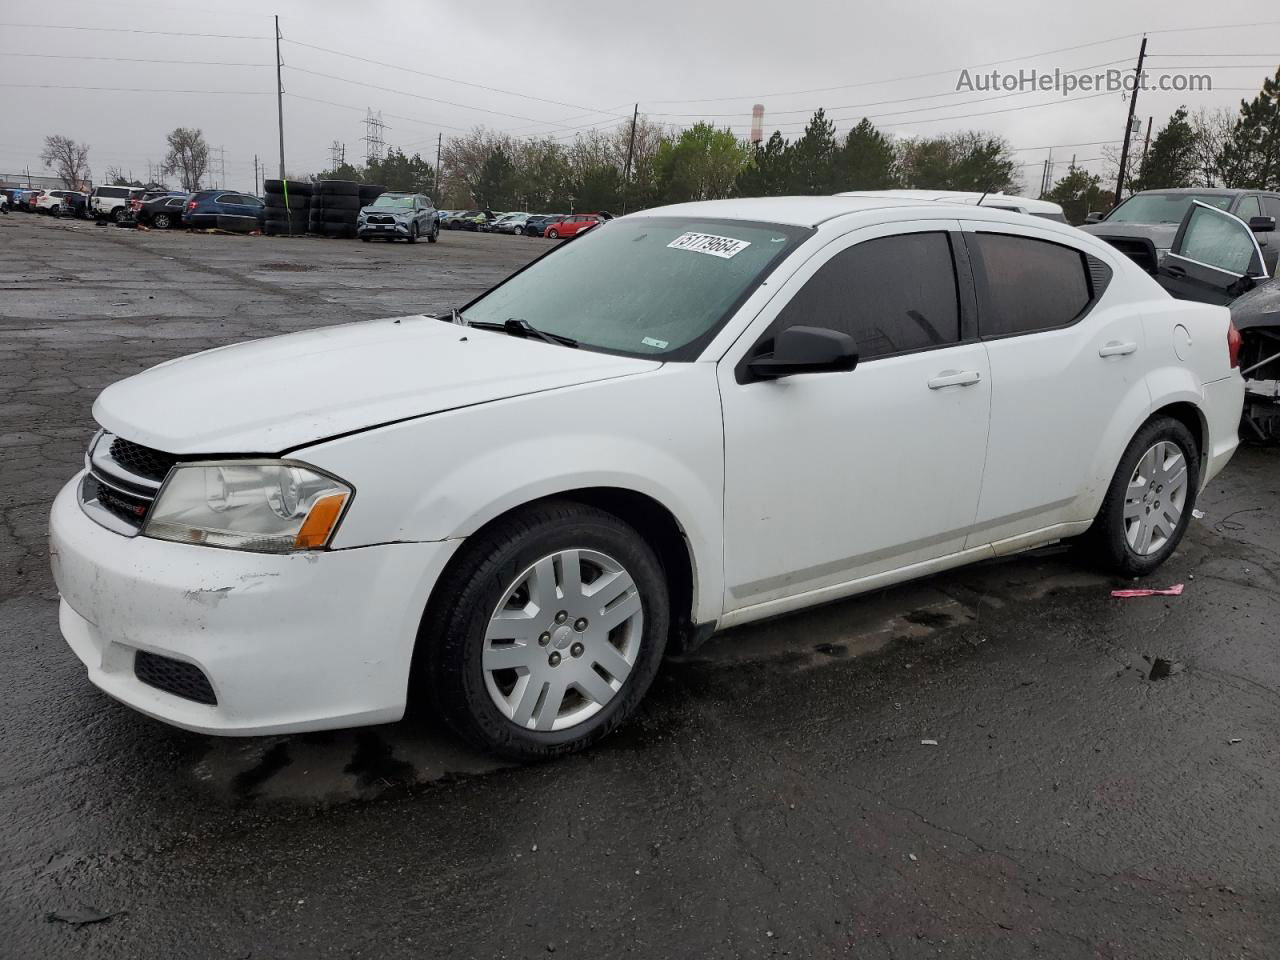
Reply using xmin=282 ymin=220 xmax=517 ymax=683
xmin=50 ymin=196 xmax=1244 ymax=758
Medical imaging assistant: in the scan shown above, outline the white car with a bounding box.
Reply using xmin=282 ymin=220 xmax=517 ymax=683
xmin=50 ymin=196 xmax=1244 ymax=759
xmin=89 ymin=184 xmax=142 ymax=222
xmin=34 ymin=189 xmax=81 ymax=215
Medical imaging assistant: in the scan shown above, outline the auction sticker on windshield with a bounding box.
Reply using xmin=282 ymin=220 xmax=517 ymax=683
xmin=667 ymin=232 xmax=751 ymax=259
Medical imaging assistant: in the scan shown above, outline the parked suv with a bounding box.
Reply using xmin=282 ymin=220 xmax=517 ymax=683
xmin=91 ymin=185 xmax=142 ymax=223
xmin=1081 ymin=188 xmax=1280 ymax=275
xmin=50 ymin=197 xmax=1243 ymax=760
xmin=182 ymin=190 xmax=265 ymax=229
xmin=35 ymin=189 xmax=83 ymax=216
xmin=356 ymin=192 xmax=438 ymax=243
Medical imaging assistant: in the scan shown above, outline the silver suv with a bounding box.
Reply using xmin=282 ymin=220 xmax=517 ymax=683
xmin=356 ymin=192 xmax=438 ymax=243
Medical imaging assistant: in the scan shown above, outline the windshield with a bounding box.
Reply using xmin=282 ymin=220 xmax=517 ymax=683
xmin=372 ymin=195 xmax=413 ymax=208
xmin=461 ymin=216 xmax=811 ymax=360
xmin=1106 ymin=192 xmax=1233 ymax=224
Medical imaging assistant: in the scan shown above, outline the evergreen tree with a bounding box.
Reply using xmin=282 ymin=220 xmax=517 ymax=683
xmin=475 ymin=146 xmax=519 ymax=209
xmin=1219 ymin=68 xmax=1280 ymax=190
xmin=1132 ymin=107 xmax=1199 ymax=191
xmin=1043 ymin=164 xmax=1110 ymax=224
xmin=786 ymin=109 xmax=838 ymax=194
xmin=734 ymin=131 xmax=791 ymax=197
xmin=897 ymin=132 xmax=1019 ymax=193
xmin=834 ymin=118 xmax=896 ymax=190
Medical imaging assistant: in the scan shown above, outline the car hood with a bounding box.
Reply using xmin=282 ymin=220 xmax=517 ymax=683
xmin=93 ymin=315 xmax=661 ymax=454
xmin=1079 ymin=221 xmax=1180 ymax=248
xmin=360 ymin=205 xmax=411 ymax=216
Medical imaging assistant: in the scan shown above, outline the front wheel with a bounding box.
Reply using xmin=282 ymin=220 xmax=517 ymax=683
xmin=1087 ymin=416 xmax=1200 ymax=577
xmin=513 ymin=225 xmax=524 ymax=235
xmin=546 ymin=228 xmax=559 ymax=239
xmin=427 ymin=225 xmax=438 ymax=243
xmin=407 ymin=222 xmax=418 ymax=243
xmin=420 ymin=501 xmax=669 ymax=760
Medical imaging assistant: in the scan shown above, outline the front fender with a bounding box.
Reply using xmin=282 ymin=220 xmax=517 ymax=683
xmin=301 ymin=365 xmax=726 ymax=625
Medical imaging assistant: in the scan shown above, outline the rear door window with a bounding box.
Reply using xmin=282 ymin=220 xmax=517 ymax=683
xmin=969 ymin=233 xmax=1092 ymax=337
xmin=774 ymin=231 xmax=961 ymax=361
xmin=1173 ymin=203 xmax=1265 ymax=277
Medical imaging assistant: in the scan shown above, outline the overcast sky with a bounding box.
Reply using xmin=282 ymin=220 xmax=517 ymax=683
xmin=2 ymin=0 xmax=1276 ymax=192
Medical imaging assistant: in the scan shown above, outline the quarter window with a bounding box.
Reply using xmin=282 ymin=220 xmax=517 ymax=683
xmin=774 ymin=232 xmax=961 ymax=361
xmin=1235 ymin=196 xmax=1262 ymax=221
xmin=1262 ymin=197 xmax=1280 ymax=222
xmin=971 ymin=233 xmax=1092 ymax=337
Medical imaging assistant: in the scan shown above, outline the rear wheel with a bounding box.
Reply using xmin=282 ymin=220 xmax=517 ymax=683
xmin=153 ymin=213 xmax=171 ymax=229
xmin=513 ymin=225 xmax=524 ymax=235
xmin=111 ymin=207 xmax=126 ymax=223
xmin=1087 ymin=416 xmax=1200 ymax=576
xmin=420 ymin=501 xmax=668 ymax=760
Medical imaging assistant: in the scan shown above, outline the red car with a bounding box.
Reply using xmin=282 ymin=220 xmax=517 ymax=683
xmin=545 ymin=214 xmax=602 ymax=239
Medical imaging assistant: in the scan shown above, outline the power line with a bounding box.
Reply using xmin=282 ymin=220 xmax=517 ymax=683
xmin=0 ymin=52 xmax=272 ymax=66
xmin=642 ymin=18 xmax=1280 ymax=106
xmin=0 ymin=21 xmax=266 ymax=38
xmin=281 ymin=38 xmax=630 ymax=120
xmin=0 ymin=82 xmax=271 ymax=94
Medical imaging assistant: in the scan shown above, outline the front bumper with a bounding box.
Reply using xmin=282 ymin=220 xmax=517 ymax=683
xmin=357 ymin=220 xmax=411 ymax=238
xmin=49 ymin=477 xmax=459 ymax=736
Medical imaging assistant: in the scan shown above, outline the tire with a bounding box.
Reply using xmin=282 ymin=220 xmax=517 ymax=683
xmin=407 ymin=222 xmax=418 ymax=243
xmin=513 ymin=225 xmax=524 ymax=235
xmin=314 ymin=180 xmax=360 ymax=197
xmin=314 ymin=212 xmax=358 ymax=226
xmin=264 ymin=193 xmax=309 ymax=211
xmin=1087 ymin=415 xmax=1200 ymax=577
xmin=152 ymin=213 xmax=172 ymax=229
xmin=359 ymin=184 xmax=386 ymax=202
xmin=311 ymin=195 xmax=361 ymax=212
xmin=428 ymin=225 xmax=438 ymax=243
xmin=264 ymin=179 xmax=313 ymax=197
xmin=111 ymin=206 xmax=126 ymax=223
xmin=546 ymin=228 xmax=559 ymax=239
xmin=420 ymin=500 xmax=669 ymax=760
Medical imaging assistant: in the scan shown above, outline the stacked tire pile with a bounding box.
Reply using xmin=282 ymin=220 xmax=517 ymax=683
xmin=264 ymin=179 xmax=312 ymax=237
xmin=309 ymin=180 xmax=383 ymax=238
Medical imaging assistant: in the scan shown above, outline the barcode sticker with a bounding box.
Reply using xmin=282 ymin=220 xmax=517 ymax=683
xmin=667 ymin=232 xmax=751 ymax=259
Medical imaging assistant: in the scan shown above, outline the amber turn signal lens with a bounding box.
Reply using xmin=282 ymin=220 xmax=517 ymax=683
xmin=293 ymin=493 xmax=349 ymax=550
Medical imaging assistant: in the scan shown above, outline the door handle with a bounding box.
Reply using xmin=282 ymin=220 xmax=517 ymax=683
xmin=1163 ymin=264 xmax=1187 ymax=279
xmin=1098 ymin=340 xmax=1138 ymax=358
xmin=927 ymin=370 xmax=982 ymax=389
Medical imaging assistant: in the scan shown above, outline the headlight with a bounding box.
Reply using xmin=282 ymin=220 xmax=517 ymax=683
xmin=144 ymin=462 xmax=352 ymax=553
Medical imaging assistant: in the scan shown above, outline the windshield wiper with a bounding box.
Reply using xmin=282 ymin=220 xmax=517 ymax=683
xmin=466 ymin=317 xmax=578 ymax=348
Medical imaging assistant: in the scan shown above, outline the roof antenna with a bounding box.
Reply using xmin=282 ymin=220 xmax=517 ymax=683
xmin=977 ymin=188 xmax=990 ymax=207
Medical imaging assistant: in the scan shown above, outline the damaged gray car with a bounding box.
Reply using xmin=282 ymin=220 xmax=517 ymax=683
xmin=1106 ymin=199 xmax=1280 ymax=440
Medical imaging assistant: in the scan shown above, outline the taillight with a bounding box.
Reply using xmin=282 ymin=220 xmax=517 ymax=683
xmin=1227 ymin=321 xmax=1242 ymax=369
xmin=187 ymin=200 xmax=197 ymax=211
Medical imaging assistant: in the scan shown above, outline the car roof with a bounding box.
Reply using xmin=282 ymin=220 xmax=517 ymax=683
xmin=629 ymin=195 xmax=968 ymax=227
xmin=836 ymin=189 xmax=1065 ymax=215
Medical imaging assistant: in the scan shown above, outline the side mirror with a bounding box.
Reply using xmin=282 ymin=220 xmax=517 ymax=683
xmin=1085 ymin=211 xmax=1104 ymax=223
xmin=747 ymin=326 xmax=858 ymax=381
xmin=1248 ymin=215 xmax=1276 ymax=234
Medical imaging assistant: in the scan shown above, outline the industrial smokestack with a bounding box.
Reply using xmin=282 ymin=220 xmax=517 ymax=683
xmin=750 ymin=104 xmax=764 ymax=144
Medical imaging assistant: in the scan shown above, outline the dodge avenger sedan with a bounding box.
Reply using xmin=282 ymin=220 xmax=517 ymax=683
xmin=50 ymin=196 xmax=1244 ymax=759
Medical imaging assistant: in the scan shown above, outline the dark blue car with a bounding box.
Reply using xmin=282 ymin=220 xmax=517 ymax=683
xmin=182 ymin=189 xmax=266 ymax=228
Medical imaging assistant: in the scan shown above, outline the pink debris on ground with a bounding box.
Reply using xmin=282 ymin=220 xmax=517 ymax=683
xmin=1111 ymin=584 xmax=1185 ymax=598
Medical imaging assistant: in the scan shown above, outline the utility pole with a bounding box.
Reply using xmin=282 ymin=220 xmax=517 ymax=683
xmin=622 ymin=103 xmax=638 ymax=213
xmin=1140 ymin=115 xmax=1154 ymax=168
xmin=253 ymin=154 xmax=260 ymax=194
xmin=1114 ymin=34 xmax=1147 ymax=205
xmin=275 ymin=14 xmax=286 ymax=179
xmin=434 ymin=132 xmax=442 ymax=202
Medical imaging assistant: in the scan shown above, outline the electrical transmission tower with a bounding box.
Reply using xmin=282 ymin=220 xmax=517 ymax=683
xmin=362 ymin=109 xmax=387 ymax=165
xmin=329 ymin=140 xmax=346 ymax=169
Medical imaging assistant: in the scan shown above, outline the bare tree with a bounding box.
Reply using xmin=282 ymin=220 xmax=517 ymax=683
xmin=40 ymin=135 xmax=91 ymax=189
xmin=1189 ymin=107 xmax=1237 ymax=187
xmin=163 ymin=127 xmax=210 ymax=191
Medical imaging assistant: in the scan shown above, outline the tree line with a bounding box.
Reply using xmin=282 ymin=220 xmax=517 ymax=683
xmin=32 ymin=66 xmax=1280 ymax=223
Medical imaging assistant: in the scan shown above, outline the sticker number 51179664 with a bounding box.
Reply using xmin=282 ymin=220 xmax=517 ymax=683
xmin=667 ymin=232 xmax=752 ymax=259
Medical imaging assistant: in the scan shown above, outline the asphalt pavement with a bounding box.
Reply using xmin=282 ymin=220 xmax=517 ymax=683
xmin=2 ymin=213 xmax=1278 ymax=959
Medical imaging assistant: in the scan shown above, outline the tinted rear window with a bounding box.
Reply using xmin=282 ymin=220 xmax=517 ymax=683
xmin=970 ymin=233 xmax=1092 ymax=337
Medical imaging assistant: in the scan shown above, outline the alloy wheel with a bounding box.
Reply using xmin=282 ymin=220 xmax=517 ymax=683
xmin=483 ymin=548 xmax=644 ymax=732
xmin=154 ymin=214 xmax=170 ymax=229
xmin=1123 ymin=440 xmax=1189 ymax=555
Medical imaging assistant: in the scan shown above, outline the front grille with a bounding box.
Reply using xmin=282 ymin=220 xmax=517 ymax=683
xmin=109 ymin=437 xmax=178 ymax=483
xmin=366 ymin=215 xmax=397 ymax=225
xmin=85 ymin=475 xmax=151 ymax=526
xmin=80 ymin=431 xmax=174 ymax=535
xmin=134 ymin=650 xmax=217 ymax=705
